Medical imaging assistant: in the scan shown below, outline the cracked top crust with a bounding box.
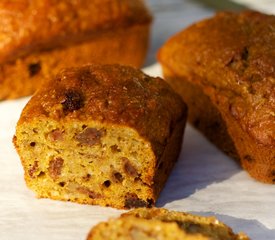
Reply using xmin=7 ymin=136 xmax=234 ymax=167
xmin=0 ymin=0 xmax=152 ymax=64
xmin=159 ymin=11 xmax=275 ymax=147
xmin=18 ymin=64 xmax=187 ymax=152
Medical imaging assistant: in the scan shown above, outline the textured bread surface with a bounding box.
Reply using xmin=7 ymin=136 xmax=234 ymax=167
xmin=87 ymin=208 xmax=250 ymax=240
xmin=158 ymin=11 xmax=275 ymax=183
xmin=13 ymin=64 xmax=187 ymax=209
xmin=0 ymin=0 xmax=152 ymax=100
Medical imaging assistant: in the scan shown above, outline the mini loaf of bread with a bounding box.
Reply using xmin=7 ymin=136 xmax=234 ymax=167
xmin=0 ymin=0 xmax=152 ymax=100
xmin=87 ymin=208 xmax=250 ymax=240
xmin=158 ymin=11 xmax=275 ymax=183
xmin=13 ymin=64 xmax=187 ymax=209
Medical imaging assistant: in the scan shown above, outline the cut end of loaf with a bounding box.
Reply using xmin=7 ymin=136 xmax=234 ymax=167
xmin=14 ymin=119 xmax=157 ymax=209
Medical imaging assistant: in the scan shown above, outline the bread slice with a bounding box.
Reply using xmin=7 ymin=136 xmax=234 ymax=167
xmin=158 ymin=11 xmax=275 ymax=183
xmin=13 ymin=64 xmax=187 ymax=209
xmin=87 ymin=208 xmax=250 ymax=239
xmin=0 ymin=0 xmax=152 ymax=100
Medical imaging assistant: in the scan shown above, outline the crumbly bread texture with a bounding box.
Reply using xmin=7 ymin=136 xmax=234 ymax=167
xmin=158 ymin=11 xmax=275 ymax=183
xmin=13 ymin=64 xmax=187 ymax=209
xmin=87 ymin=208 xmax=250 ymax=240
xmin=0 ymin=0 xmax=152 ymax=100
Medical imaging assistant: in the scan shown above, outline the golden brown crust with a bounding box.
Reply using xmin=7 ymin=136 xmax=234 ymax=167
xmin=0 ymin=0 xmax=152 ymax=100
xmin=0 ymin=0 xmax=152 ymax=63
xmin=162 ymin=68 xmax=240 ymax=161
xmin=14 ymin=64 xmax=187 ymax=209
xmin=0 ymin=24 xmax=150 ymax=100
xmin=158 ymin=11 xmax=275 ymax=183
xmin=19 ymin=64 xmax=185 ymax=151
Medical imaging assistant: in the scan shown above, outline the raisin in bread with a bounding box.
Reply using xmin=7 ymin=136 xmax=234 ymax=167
xmin=87 ymin=208 xmax=250 ymax=240
xmin=158 ymin=11 xmax=275 ymax=183
xmin=0 ymin=0 xmax=152 ymax=100
xmin=13 ymin=64 xmax=187 ymax=209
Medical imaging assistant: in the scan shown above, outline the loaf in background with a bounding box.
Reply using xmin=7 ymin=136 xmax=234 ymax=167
xmin=0 ymin=0 xmax=152 ymax=100
xmin=158 ymin=11 xmax=275 ymax=183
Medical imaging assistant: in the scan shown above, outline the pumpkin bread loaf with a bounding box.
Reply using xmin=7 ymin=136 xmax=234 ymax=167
xmin=87 ymin=208 xmax=250 ymax=240
xmin=158 ymin=11 xmax=275 ymax=183
xmin=0 ymin=0 xmax=152 ymax=100
xmin=13 ymin=64 xmax=187 ymax=209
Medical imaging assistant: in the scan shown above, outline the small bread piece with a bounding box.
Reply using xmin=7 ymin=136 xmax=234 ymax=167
xmin=158 ymin=11 xmax=275 ymax=183
xmin=13 ymin=64 xmax=187 ymax=209
xmin=0 ymin=0 xmax=152 ymax=100
xmin=87 ymin=208 xmax=250 ymax=240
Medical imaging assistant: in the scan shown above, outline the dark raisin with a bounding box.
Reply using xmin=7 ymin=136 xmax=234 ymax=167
xmin=124 ymin=193 xmax=148 ymax=209
xmin=61 ymin=90 xmax=84 ymax=112
xmin=147 ymin=198 xmax=154 ymax=207
xmin=123 ymin=158 xmax=138 ymax=178
xmin=28 ymin=62 xmax=41 ymax=77
xmin=83 ymin=173 xmax=91 ymax=181
xmin=110 ymin=145 xmax=121 ymax=153
xmin=75 ymin=128 xmax=104 ymax=146
xmin=37 ymin=171 xmax=45 ymax=177
xmin=103 ymin=180 xmax=111 ymax=187
xmin=88 ymin=192 xmax=98 ymax=199
xmin=48 ymin=129 xmax=64 ymax=141
xmin=113 ymin=172 xmax=123 ymax=183
xmin=77 ymin=187 xmax=101 ymax=199
xmin=30 ymin=142 xmax=36 ymax=147
xmin=134 ymin=176 xmax=142 ymax=182
xmin=28 ymin=161 xmax=38 ymax=178
xmin=241 ymin=46 xmax=249 ymax=61
xmin=244 ymin=155 xmax=254 ymax=162
xmin=48 ymin=157 xmax=64 ymax=180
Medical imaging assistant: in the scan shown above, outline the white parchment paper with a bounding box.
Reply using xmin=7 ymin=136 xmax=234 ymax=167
xmin=0 ymin=64 xmax=274 ymax=240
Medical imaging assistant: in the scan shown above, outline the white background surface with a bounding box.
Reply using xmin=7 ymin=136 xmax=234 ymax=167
xmin=1 ymin=1 xmax=275 ymax=239
xmin=231 ymin=0 xmax=275 ymax=14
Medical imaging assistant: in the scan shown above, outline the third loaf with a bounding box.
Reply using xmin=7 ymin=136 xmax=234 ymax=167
xmin=158 ymin=11 xmax=275 ymax=183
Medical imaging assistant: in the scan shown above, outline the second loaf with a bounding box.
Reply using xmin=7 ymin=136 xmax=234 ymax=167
xmin=158 ymin=11 xmax=275 ymax=183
